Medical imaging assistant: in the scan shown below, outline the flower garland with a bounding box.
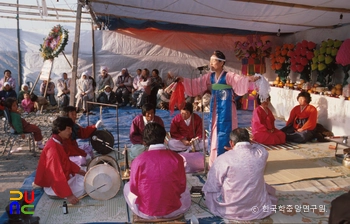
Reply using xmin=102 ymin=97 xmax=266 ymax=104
xmin=233 ymin=35 xmax=272 ymax=60
xmin=39 ymin=25 xmax=69 ymax=60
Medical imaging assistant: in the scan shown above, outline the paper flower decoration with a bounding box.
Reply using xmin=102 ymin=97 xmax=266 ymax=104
xmin=311 ymin=39 xmax=342 ymax=86
xmin=290 ymin=40 xmax=316 ymax=82
xmin=233 ymin=35 xmax=272 ymax=60
xmin=39 ymin=25 xmax=69 ymax=60
xmin=270 ymin=43 xmax=294 ymax=82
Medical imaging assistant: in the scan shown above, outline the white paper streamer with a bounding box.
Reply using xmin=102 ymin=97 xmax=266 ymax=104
xmin=254 ymin=73 xmax=271 ymax=102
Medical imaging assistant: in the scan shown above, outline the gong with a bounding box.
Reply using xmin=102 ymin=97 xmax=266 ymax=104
xmin=90 ymin=130 xmax=115 ymax=155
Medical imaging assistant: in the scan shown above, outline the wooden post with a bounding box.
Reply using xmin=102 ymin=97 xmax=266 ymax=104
xmin=16 ymin=0 xmax=22 ymax=91
xmin=91 ymin=21 xmax=96 ymax=101
xmin=40 ymin=60 xmax=54 ymax=113
xmin=69 ymin=0 xmax=83 ymax=106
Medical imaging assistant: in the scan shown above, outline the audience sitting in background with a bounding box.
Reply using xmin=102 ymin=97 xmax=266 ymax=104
xmin=129 ymin=103 xmax=164 ymax=160
xmin=281 ymin=91 xmax=317 ymax=143
xmin=124 ymin=122 xmax=191 ymax=220
xmin=57 ymin=72 xmax=71 ymax=108
xmin=0 ymin=70 xmax=16 ymax=90
xmin=30 ymin=94 xmax=49 ymax=112
xmin=131 ymin=69 xmax=142 ymax=107
xmin=97 ymin=85 xmax=117 ymax=105
xmin=17 ymin=84 xmax=30 ymax=102
xmin=21 ymin=93 xmax=34 ymax=113
xmin=192 ymin=90 xmax=211 ymax=112
xmin=0 ymin=82 xmax=17 ymax=100
xmin=149 ymin=69 xmax=164 ymax=107
xmin=115 ymin=68 xmax=133 ymax=107
xmin=156 ymin=71 xmax=176 ymax=110
xmin=40 ymin=79 xmax=57 ymax=106
xmin=76 ymin=71 xmax=94 ymax=114
xmin=34 ymin=117 xmax=85 ymax=205
xmin=251 ymin=95 xmax=286 ymax=145
xmin=132 ymin=68 xmax=151 ymax=108
xmin=203 ymin=128 xmax=277 ymax=221
xmin=97 ymin=66 xmax=114 ymax=94
xmin=5 ymin=97 xmax=45 ymax=149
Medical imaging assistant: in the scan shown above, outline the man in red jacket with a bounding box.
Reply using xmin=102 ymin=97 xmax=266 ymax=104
xmin=62 ymin=106 xmax=102 ymax=165
xmin=34 ymin=117 xmax=86 ymax=205
xmin=124 ymin=122 xmax=191 ymax=219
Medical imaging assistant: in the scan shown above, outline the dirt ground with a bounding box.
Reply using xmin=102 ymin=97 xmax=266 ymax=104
xmin=0 ymin=111 xmax=61 ymax=215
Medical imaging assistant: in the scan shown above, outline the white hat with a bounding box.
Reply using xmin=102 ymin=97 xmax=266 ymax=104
xmin=82 ymin=71 xmax=89 ymax=77
xmin=100 ymin=66 xmax=108 ymax=72
xmin=104 ymin=85 xmax=111 ymax=90
xmin=3 ymin=82 xmax=10 ymax=87
xmin=121 ymin=68 xmax=127 ymax=71
xmin=84 ymin=164 xmax=121 ymax=201
xmin=21 ymin=84 xmax=28 ymax=91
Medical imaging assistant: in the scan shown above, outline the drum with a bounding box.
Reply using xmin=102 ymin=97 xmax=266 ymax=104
xmin=87 ymin=155 xmax=120 ymax=172
xmin=84 ymin=155 xmax=121 ymax=201
xmin=90 ymin=130 xmax=114 ymax=155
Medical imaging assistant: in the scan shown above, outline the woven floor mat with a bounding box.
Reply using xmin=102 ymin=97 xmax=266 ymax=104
xmin=246 ymin=127 xmax=300 ymax=150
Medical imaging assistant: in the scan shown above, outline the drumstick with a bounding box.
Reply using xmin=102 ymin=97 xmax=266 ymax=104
xmin=63 ymin=204 xmax=103 ymax=207
xmin=78 ymin=183 xmax=107 ymax=200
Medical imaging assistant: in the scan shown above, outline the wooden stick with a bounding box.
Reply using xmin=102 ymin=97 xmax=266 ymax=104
xmin=78 ymin=193 xmax=88 ymax=200
xmin=62 ymin=51 xmax=72 ymax=68
xmin=62 ymin=204 xmax=103 ymax=207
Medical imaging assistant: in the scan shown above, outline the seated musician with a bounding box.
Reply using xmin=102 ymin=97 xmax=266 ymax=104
xmin=251 ymin=95 xmax=286 ymax=145
xmin=124 ymin=122 xmax=191 ymax=219
xmin=63 ymin=106 xmax=102 ymax=165
xmin=168 ymin=102 xmax=204 ymax=152
xmin=281 ymin=91 xmax=317 ymax=143
xmin=129 ymin=103 xmax=164 ymax=160
xmin=34 ymin=117 xmax=86 ymax=205
xmin=203 ymin=128 xmax=277 ymax=221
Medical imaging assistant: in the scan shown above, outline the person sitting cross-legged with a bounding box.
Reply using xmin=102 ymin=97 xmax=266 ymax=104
xmin=129 ymin=103 xmax=164 ymax=160
xmin=124 ymin=122 xmax=191 ymax=220
xmin=34 ymin=117 xmax=85 ymax=205
xmin=281 ymin=91 xmax=317 ymax=143
xmin=168 ymin=102 xmax=204 ymax=152
xmin=203 ymin=128 xmax=277 ymax=221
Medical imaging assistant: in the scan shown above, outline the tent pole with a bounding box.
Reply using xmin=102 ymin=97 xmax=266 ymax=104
xmin=16 ymin=0 xmax=22 ymax=91
xmin=69 ymin=0 xmax=83 ymax=106
xmin=91 ymin=21 xmax=96 ymax=101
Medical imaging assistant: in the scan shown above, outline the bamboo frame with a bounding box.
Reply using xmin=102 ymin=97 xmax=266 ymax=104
xmin=0 ymin=15 xmax=91 ymax=23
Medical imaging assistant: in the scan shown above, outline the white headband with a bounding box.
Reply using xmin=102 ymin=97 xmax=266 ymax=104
xmin=210 ymin=56 xmax=226 ymax=62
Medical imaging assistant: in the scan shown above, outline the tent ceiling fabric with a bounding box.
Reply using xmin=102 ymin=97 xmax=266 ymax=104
xmin=89 ymin=0 xmax=350 ymax=34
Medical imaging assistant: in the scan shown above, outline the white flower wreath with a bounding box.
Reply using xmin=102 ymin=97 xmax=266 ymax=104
xmin=39 ymin=25 xmax=69 ymax=60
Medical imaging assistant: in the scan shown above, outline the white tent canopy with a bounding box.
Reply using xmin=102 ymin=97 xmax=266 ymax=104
xmin=89 ymin=0 xmax=350 ymax=34
xmin=0 ymin=0 xmax=350 ymax=93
